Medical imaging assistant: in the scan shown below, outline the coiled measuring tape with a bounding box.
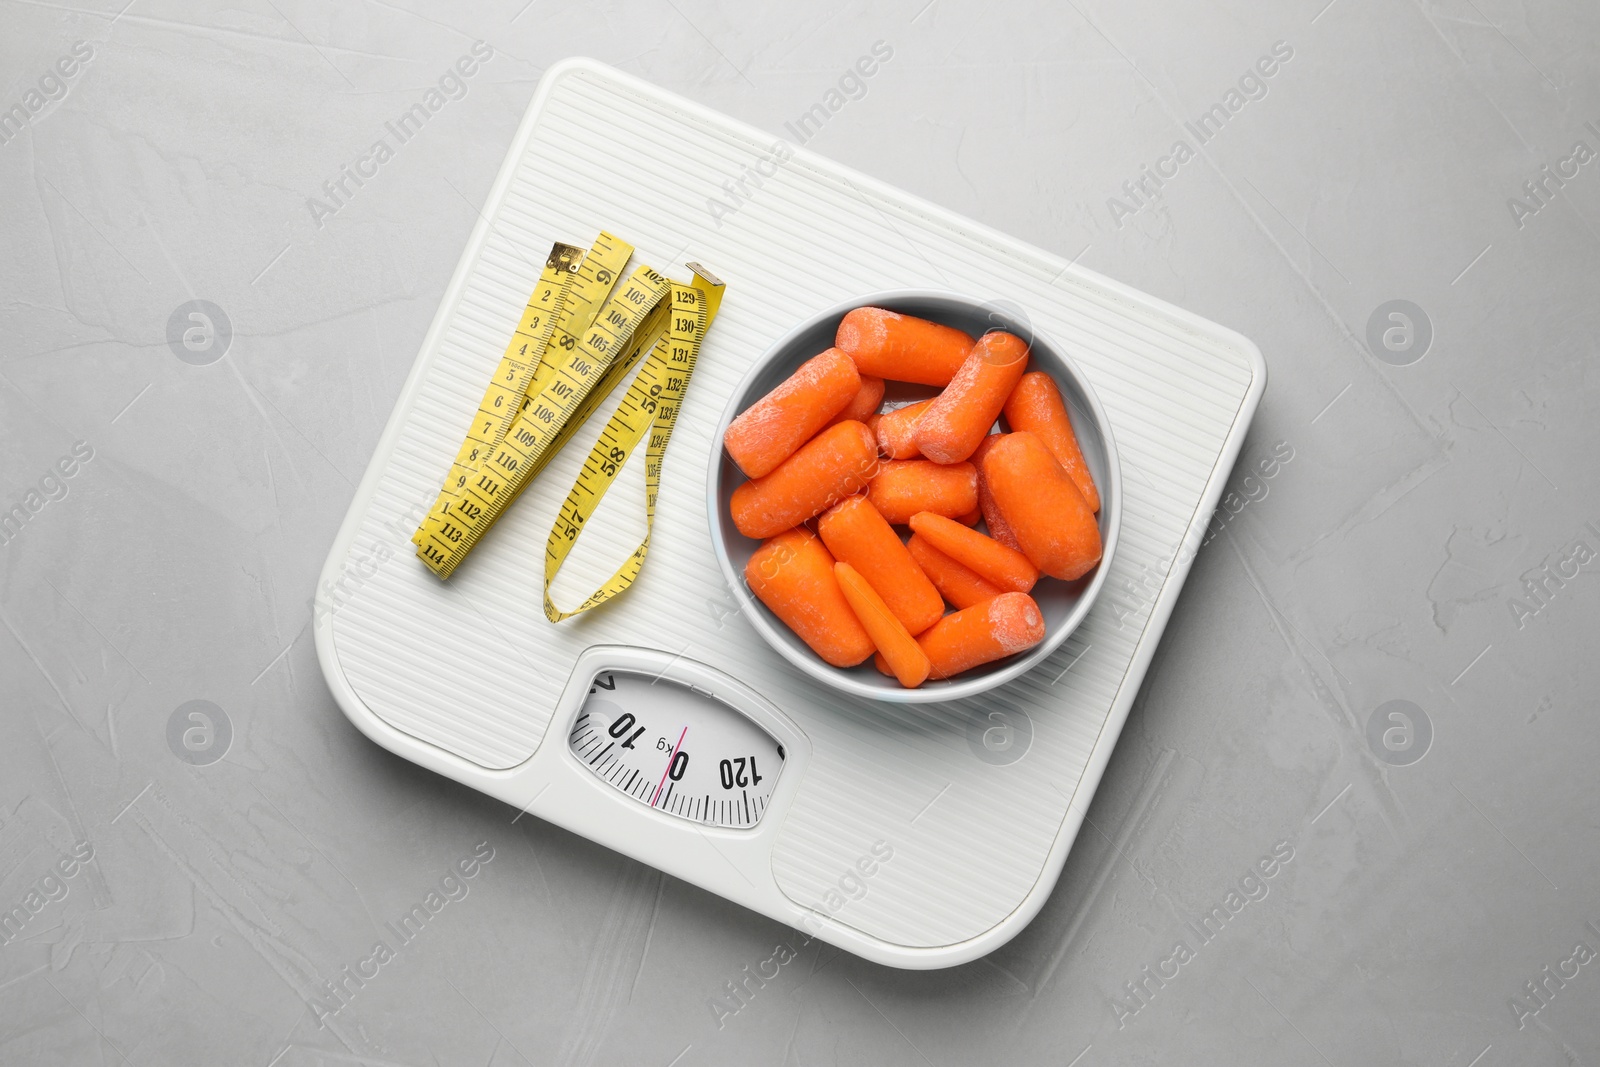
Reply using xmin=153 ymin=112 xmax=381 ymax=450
xmin=412 ymin=231 xmax=724 ymax=623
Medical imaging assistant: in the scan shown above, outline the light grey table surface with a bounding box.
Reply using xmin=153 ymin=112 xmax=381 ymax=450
xmin=2 ymin=0 xmax=1596 ymax=1063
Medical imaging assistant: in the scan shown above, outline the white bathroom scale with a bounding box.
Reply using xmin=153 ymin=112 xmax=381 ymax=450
xmin=314 ymin=58 xmax=1265 ymax=970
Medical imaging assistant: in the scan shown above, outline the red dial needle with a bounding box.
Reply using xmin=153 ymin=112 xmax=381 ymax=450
xmin=651 ymin=726 xmax=687 ymax=807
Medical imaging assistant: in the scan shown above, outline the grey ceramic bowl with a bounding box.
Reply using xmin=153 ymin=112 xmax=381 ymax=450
xmin=708 ymin=291 xmax=1121 ymax=703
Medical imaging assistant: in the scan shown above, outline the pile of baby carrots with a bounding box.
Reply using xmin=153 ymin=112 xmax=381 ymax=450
xmin=725 ymin=306 xmax=1102 ymax=689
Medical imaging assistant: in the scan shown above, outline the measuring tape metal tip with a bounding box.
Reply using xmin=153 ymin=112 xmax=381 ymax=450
xmin=685 ymin=261 xmax=723 ymax=286
xmin=548 ymin=242 xmax=584 ymax=272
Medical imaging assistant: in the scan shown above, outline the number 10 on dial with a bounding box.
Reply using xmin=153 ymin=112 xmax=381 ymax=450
xmin=567 ymin=668 xmax=786 ymax=829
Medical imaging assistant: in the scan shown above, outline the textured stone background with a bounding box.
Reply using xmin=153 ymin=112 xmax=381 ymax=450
xmin=1 ymin=1 xmax=1596 ymax=1063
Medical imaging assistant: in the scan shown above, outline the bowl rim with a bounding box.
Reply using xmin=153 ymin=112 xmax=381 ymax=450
xmin=706 ymin=288 xmax=1123 ymax=704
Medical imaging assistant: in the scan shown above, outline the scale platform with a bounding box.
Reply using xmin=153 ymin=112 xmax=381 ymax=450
xmin=314 ymin=58 xmax=1264 ymax=970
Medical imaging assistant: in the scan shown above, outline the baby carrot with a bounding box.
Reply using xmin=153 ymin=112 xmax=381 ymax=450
xmin=826 ymin=374 xmax=885 ymax=428
xmin=724 ymin=348 xmax=861 ymax=479
xmin=746 ymin=529 xmax=875 ymax=667
xmin=908 ymin=512 xmax=1037 ymax=593
xmin=907 ymin=533 xmax=1005 ymax=609
xmin=1002 ymin=371 xmax=1099 ymax=512
xmin=818 ymin=496 xmax=944 ymax=635
xmin=914 ymin=331 xmax=1030 ymax=464
xmin=874 ymin=651 xmax=895 ymax=677
xmin=867 ymin=460 xmax=978 ymax=525
xmin=835 ymin=562 xmax=931 ymax=688
xmin=958 ymin=507 xmax=982 ymax=526
xmin=918 ymin=592 xmax=1046 ymax=679
xmin=875 ymin=399 xmax=934 ymax=460
xmin=983 ymin=431 xmax=1102 ymax=580
xmin=970 ymin=433 xmax=1020 ymax=550
xmin=731 ymin=421 xmax=879 ymax=539
xmin=835 ymin=307 xmax=975 ymax=386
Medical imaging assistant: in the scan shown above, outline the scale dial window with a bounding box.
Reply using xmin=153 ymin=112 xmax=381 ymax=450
xmin=568 ymin=669 xmax=785 ymax=829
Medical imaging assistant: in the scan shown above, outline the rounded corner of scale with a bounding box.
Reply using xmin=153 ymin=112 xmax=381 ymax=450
xmin=818 ymin=913 xmax=1032 ymax=972
xmin=1234 ymin=331 xmax=1269 ymax=397
xmin=539 ymin=56 xmax=612 ymax=88
xmin=882 ymin=860 xmax=1071 ymax=970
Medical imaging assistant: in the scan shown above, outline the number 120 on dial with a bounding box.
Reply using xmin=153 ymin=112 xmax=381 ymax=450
xmin=567 ymin=669 xmax=786 ymax=829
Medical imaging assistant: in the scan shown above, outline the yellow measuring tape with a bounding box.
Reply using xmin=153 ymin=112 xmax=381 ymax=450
xmin=413 ymin=231 xmax=724 ymax=623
